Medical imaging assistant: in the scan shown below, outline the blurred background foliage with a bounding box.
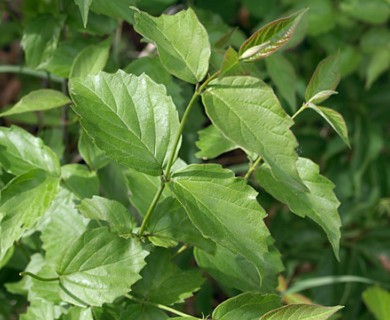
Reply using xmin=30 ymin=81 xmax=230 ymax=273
xmin=0 ymin=0 xmax=389 ymax=319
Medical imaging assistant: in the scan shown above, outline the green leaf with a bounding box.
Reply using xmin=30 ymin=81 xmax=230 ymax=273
xmin=62 ymin=307 xmax=94 ymax=320
xmin=0 ymin=125 xmax=60 ymax=176
xmin=219 ymin=47 xmax=245 ymax=76
xmin=194 ymin=242 xmax=282 ymax=294
xmin=0 ymin=170 xmax=59 ymax=263
xmin=265 ymin=54 xmax=297 ymax=111
xmin=74 ymin=0 xmax=92 ymax=28
xmin=57 ymin=227 xmax=149 ymax=306
xmin=259 ymin=304 xmax=343 ymax=320
xmin=195 ymin=125 xmax=238 ymax=160
xmin=119 ymin=305 xmax=167 ymax=320
xmin=69 ymin=71 xmax=180 ymax=176
xmin=40 ymin=188 xmax=89 ymax=266
xmin=0 ymin=89 xmax=70 ymax=117
xmin=70 ymin=38 xmax=111 ymax=78
xmin=21 ymin=14 xmax=65 ymax=69
xmin=131 ymin=7 xmax=211 ymax=83
xmin=77 ymin=196 xmax=135 ymax=237
xmin=257 ymin=157 xmax=342 ymax=259
xmin=168 ymin=164 xmax=275 ymax=283
xmin=365 ymin=48 xmax=390 ymax=89
xmin=340 ymin=0 xmax=390 ymax=24
xmin=90 ymin=0 xmax=137 ymax=24
xmin=20 ymin=300 xmax=62 ymax=320
xmin=307 ymin=104 xmax=350 ymax=147
xmin=78 ymin=130 xmax=110 ymax=170
xmin=213 ymin=293 xmax=281 ymax=320
xmin=146 ymin=197 xmax=215 ymax=251
xmin=61 ymin=164 xmax=99 ymax=199
xmin=305 ymin=55 xmax=340 ymax=104
xmin=362 ymin=286 xmax=390 ymax=320
xmin=132 ymin=248 xmax=203 ymax=305
xmin=202 ymin=76 xmax=306 ymax=192
xmin=238 ymin=9 xmax=306 ymax=62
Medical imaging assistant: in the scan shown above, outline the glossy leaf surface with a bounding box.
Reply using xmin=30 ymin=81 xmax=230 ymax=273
xmin=305 ymin=55 xmax=340 ymax=104
xmin=57 ymin=227 xmax=148 ymax=306
xmin=257 ymin=157 xmax=342 ymax=259
xmin=69 ymin=71 xmax=180 ymax=175
xmin=0 ymin=89 xmax=70 ymax=117
xmin=308 ymin=103 xmax=350 ymax=147
xmin=202 ymin=76 xmax=306 ymax=192
xmin=259 ymin=304 xmax=343 ymax=320
xmin=131 ymin=7 xmax=210 ymax=83
xmin=213 ymin=293 xmax=281 ymax=320
xmin=0 ymin=126 xmax=60 ymax=176
xmin=168 ymin=164 xmax=274 ymax=282
xmin=239 ymin=10 xmax=306 ymax=61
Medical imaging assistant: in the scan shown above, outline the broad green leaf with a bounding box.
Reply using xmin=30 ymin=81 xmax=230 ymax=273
xmin=40 ymin=188 xmax=89 ymax=266
xmin=213 ymin=293 xmax=281 ymax=320
xmin=340 ymin=0 xmax=390 ymax=24
xmin=0 ymin=89 xmax=70 ymax=117
xmin=308 ymin=104 xmax=350 ymax=147
xmin=305 ymin=55 xmax=340 ymax=104
xmin=78 ymin=130 xmax=110 ymax=170
xmin=195 ymin=125 xmax=238 ymax=160
xmin=0 ymin=170 xmax=59 ymax=263
xmin=202 ymin=76 xmax=306 ymax=192
xmin=21 ymin=14 xmax=65 ymax=69
xmin=78 ymin=196 xmax=135 ymax=237
xmin=168 ymin=164 xmax=274 ymax=282
xmin=62 ymin=307 xmax=93 ymax=320
xmin=132 ymin=248 xmax=203 ymax=305
xmin=365 ymin=48 xmax=390 ymax=89
xmin=131 ymin=7 xmax=211 ymax=83
xmin=20 ymin=300 xmax=62 ymax=320
xmin=90 ymin=0 xmax=137 ymax=24
xmin=70 ymin=38 xmax=111 ymax=78
xmin=74 ymin=0 xmax=92 ymax=27
xmin=57 ymin=227 xmax=149 ymax=306
xmin=259 ymin=304 xmax=343 ymax=320
xmin=362 ymin=286 xmax=390 ymax=320
xmin=69 ymin=71 xmax=180 ymax=176
xmin=146 ymin=197 xmax=215 ymax=251
xmin=0 ymin=125 xmax=60 ymax=176
xmin=265 ymin=54 xmax=297 ymax=111
xmin=195 ymin=241 xmax=282 ymax=294
xmin=257 ymin=157 xmax=342 ymax=259
xmin=119 ymin=305 xmax=168 ymax=320
xmin=61 ymin=164 xmax=99 ymax=199
xmin=238 ymin=9 xmax=306 ymax=61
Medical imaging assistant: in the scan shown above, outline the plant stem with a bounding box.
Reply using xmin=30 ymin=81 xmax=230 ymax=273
xmin=244 ymin=156 xmax=262 ymax=180
xmin=291 ymin=103 xmax=308 ymax=121
xmin=20 ymin=272 xmax=59 ymax=282
xmin=138 ymin=181 xmax=166 ymax=236
xmin=0 ymin=65 xmax=64 ymax=83
xmin=164 ymin=88 xmax=200 ymax=178
xmin=141 ymin=72 xmax=220 ymax=235
xmin=125 ymin=294 xmax=197 ymax=318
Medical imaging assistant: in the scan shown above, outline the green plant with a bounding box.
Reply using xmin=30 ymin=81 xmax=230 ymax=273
xmin=0 ymin=1 xmax=389 ymax=319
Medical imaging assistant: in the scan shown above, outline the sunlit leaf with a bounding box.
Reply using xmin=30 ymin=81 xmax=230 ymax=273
xmin=0 ymin=89 xmax=70 ymax=117
xmin=239 ymin=9 xmax=307 ymax=61
xmin=69 ymin=71 xmax=180 ymax=175
xmin=57 ymin=227 xmax=148 ymax=306
xmin=131 ymin=7 xmax=211 ymax=83
xmin=259 ymin=304 xmax=343 ymax=320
